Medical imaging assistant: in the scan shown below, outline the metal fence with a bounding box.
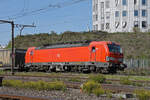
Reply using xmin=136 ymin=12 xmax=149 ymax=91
xmin=124 ymin=59 xmax=150 ymax=68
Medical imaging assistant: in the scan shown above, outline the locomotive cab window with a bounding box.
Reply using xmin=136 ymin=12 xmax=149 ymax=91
xmin=107 ymin=44 xmax=122 ymax=53
xmin=92 ymin=47 xmax=96 ymax=52
xmin=30 ymin=51 xmax=34 ymax=55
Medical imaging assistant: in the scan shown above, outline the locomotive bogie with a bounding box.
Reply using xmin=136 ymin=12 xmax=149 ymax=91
xmin=25 ymin=62 xmax=124 ymax=73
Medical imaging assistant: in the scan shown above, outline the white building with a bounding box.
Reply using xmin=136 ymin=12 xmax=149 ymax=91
xmin=92 ymin=0 xmax=150 ymax=32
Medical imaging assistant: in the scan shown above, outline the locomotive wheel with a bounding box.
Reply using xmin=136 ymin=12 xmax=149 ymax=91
xmin=96 ymin=67 xmax=102 ymax=73
xmin=46 ymin=67 xmax=52 ymax=73
xmin=90 ymin=66 xmax=96 ymax=73
xmin=64 ymin=66 xmax=71 ymax=72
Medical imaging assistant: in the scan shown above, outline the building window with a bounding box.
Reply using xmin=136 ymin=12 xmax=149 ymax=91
xmin=106 ymin=23 xmax=110 ymax=29
xmin=93 ymin=0 xmax=98 ymax=12
xmin=142 ymin=10 xmax=146 ymax=17
xmin=95 ymin=4 xmax=98 ymax=11
xmin=96 ymin=14 xmax=98 ymax=21
xmin=101 ymin=2 xmax=104 ymax=19
xmin=93 ymin=25 xmax=95 ymax=31
xmin=134 ymin=21 xmax=138 ymax=27
xmin=142 ymin=21 xmax=147 ymax=28
xmin=96 ymin=24 xmax=98 ymax=30
xmin=115 ymin=0 xmax=119 ymax=6
xmin=101 ymin=2 xmax=104 ymax=8
xmin=122 ymin=22 xmax=127 ymax=28
xmin=101 ymin=24 xmax=104 ymax=30
xmin=101 ymin=17 xmax=104 ymax=19
xmin=106 ymin=0 xmax=110 ymax=8
xmin=134 ymin=10 xmax=138 ymax=16
xmin=115 ymin=22 xmax=120 ymax=28
xmin=142 ymin=0 xmax=146 ymax=5
xmin=134 ymin=0 xmax=137 ymax=4
xmin=115 ymin=11 xmax=119 ymax=17
xmin=93 ymin=6 xmax=95 ymax=12
xmin=106 ymin=12 xmax=110 ymax=19
xmin=93 ymin=15 xmax=95 ymax=22
xmin=122 ymin=0 xmax=127 ymax=5
xmin=93 ymin=25 xmax=98 ymax=31
xmin=93 ymin=14 xmax=98 ymax=22
xmin=122 ymin=11 xmax=127 ymax=17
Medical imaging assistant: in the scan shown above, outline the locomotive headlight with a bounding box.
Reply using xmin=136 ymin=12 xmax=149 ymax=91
xmin=110 ymin=57 xmax=115 ymax=61
xmin=106 ymin=56 xmax=115 ymax=61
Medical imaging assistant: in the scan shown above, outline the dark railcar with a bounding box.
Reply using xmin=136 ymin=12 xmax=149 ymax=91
xmin=0 ymin=49 xmax=26 ymax=70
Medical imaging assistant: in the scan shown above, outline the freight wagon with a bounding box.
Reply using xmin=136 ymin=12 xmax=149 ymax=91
xmin=0 ymin=49 xmax=26 ymax=70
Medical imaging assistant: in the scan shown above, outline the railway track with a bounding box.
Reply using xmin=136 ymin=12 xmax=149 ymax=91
xmin=107 ymin=78 xmax=150 ymax=84
xmin=66 ymin=82 xmax=150 ymax=93
xmin=0 ymin=94 xmax=48 ymax=100
xmin=0 ymin=74 xmax=88 ymax=79
xmin=1 ymin=74 xmax=150 ymax=94
xmin=1 ymin=74 xmax=150 ymax=84
xmin=0 ymin=74 xmax=88 ymax=83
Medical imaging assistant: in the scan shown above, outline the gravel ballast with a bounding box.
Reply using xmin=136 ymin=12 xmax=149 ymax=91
xmin=0 ymin=87 xmax=137 ymax=100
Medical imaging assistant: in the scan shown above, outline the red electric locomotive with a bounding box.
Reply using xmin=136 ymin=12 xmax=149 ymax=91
xmin=25 ymin=41 xmax=126 ymax=73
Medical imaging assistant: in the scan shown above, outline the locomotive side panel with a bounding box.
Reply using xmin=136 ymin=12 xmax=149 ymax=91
xmin=33 ymin=46 xmax=90 ymax=63
xmin=96 ymin=45 xmax=106 ymax=63
xmin=89 ymin=42 xmax=108 ymax=63
xmin=100 ymin=44 xmax=108 ymax=63
xmin=25 ymin=47 xmax=36 ymax=64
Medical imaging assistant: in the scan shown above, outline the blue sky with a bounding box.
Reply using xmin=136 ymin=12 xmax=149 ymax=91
xmin=0 ymin=0 xmax=92 ymax=46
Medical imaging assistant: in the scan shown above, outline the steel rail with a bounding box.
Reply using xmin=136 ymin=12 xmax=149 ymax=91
xmin=1 ymin=74 xmax=150 ymax=84
xmin=0 ymin=94 xmax=48 ymax=100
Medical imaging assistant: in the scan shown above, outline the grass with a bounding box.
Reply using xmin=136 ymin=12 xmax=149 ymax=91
xmin=82 ymin=81 xmax=101 ymax=94
xmin=119 ymin=76 xmax=143 ymax=86
xmin=2 ymin=80 xmax=66 ymax=91
xmin=81 ymin=80 xmax=112 ymax=97
xmin=0 ymin=71 xmax=86 ymax=79
xmin=16 ymin=72 xmax=62 ymax=77
xmin=132 ymin=82 xmax=143 ymax=87
xmin=105 ymin=74 xmax=150 ymax=81
xmin=15 ymin=72 xmax=87 ymax=78
xmin=118 ymin=68 xmax=150 ymax=76
xmin=89 ymin=74 xmax=106 ymax=83
xmin=120 ymin=77 xmax=132 ymax=85
xmin=0 ymin=70 xmax=10 ymax=75
xmin=93 ymin=87 xmax=105 ymax=97
xmin=135 ymin=89 xmax=150 ymax=100
xmin=68 ymin=77 xmax=81 ymax=82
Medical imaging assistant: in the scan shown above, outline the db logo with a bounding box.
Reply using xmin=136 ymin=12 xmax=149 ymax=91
xmin=57 ymin=54 xmax=60 ymax=57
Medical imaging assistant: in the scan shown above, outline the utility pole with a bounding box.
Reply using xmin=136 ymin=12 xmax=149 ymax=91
xmin=0 ymin=20 xmax=15 ymax=75
xmin=15 ymin=23 xmax=36 ymax=36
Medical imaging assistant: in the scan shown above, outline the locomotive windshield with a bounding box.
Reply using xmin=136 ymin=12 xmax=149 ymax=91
xmin=107 ymin=44 xmax=122 ymax=53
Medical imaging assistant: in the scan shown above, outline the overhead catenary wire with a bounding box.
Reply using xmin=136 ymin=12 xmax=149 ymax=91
xmin=1 ymin=0 xmax=88 ymax=20
xmin=0 ymin=0 xmax=150 ymax=21
xmin=0 ymin=0 xmax=91 ymax=36
xmin=0 ymin=0 xmax=28 ymax=19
